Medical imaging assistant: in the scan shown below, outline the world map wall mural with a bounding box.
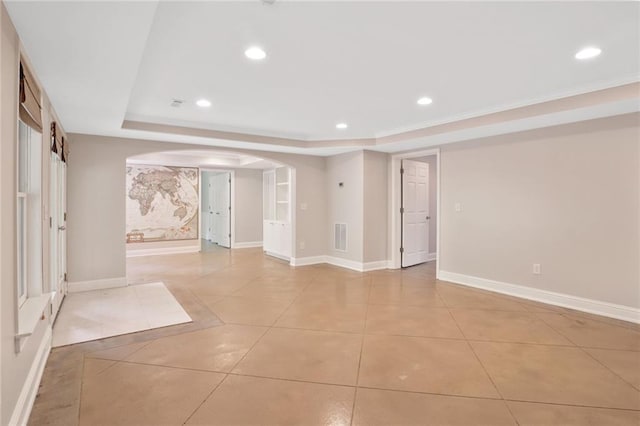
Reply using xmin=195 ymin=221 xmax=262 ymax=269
xmin=126 ymin=164 xmax=199 ymax=242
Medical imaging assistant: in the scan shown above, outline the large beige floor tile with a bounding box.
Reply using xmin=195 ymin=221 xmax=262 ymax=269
xmin=231 ymin=281 xmax=306 ymax=301
xmin=209 ymin=296 xmax=292 ymax=326
xmin=450 ymin=309 xmax=571 ymax=345
xmin=359 ymin=335 xmax=500 ymax=398
xmin=125 ymin=324 xmax=266 ymax=372
xmin=436 ymin=285 xmax=528 ymax=311
xmin=79 ymin=362 xmax=224 ymax=425
xmin=232 ymin=328 xmax=362 ymax=385
xmin=370 ymin=274 xmax=433 ymax=287
xmin=507 ymin=401 xmax=640 ymax=426
xmin=538 ymin=313 xmax=640 ymax=351
xmin=298 ymin=281 xmax=371 ymax=304
xmin=275 ymin=301 xmax=367 ymax=333
xmin=368 ymin=284 xmax=444 ymax=307
xmin=365 ymin=305 xmax=463 ymax=339
xmin=83 ymin=358 xmax=116 ymax=378
xmin=186 ymin=375 xmax=355 ymax=425
xmin=585 ymin=348 xmax=640 ymax=389
xmin=353 ymin=388 xmax=516 ymax=426
xmin=85 ymin=341 xmax=152 ymax=361
xmin=471 ymin=341 xmax=640 ymax=409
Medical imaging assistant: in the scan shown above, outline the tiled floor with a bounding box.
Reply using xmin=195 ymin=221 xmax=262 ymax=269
xmin=52 ymin=282 xmax=192 ymax=347
xmin=30 ymin=248 xmax=640 ymax=425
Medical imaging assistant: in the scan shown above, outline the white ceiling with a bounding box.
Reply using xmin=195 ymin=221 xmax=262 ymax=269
xmin=5 ymin=1 xmax=639 ymax=155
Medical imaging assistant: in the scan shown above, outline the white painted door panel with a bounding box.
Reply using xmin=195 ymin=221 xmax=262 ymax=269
xmin=213 ymin=173 xmax=231 ymax=248
xmin=402 ymin=160 xmax=429 ymax=267
xmin=50 ymin=153 xmax=67 ymax=320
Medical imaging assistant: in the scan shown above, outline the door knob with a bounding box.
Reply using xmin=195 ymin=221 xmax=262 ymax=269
xmin=58 ymin=226 xmax=66 ymax=231
xmin=426 ymin=216 xmax=431 ymax=220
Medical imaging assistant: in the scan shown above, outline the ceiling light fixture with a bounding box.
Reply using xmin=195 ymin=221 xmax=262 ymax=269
xmin=245 ymin=46 xmax=267 ymax=60
xmin=196 ymin=99 xmax=211 ymax=107
xmin=336 ymin=123 xmax=348 ymax=129
xmin=575 ymin=46 xmax=601 ymax=60
xmin=417 ymin=97 xmax=433 ymax=106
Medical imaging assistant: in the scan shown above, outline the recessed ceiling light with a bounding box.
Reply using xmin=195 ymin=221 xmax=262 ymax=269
xmin=575 ymin=46 xmax=602 ymax=60
xmin=245 ymin=46 xmax=267 ymax=60
xmin=417 ymin=97 xmax=433 ymax=106
xmin=336 ymin=123 xmax=348 ymax=129
xmin=196 ymin=99 xmax=211 ymax=108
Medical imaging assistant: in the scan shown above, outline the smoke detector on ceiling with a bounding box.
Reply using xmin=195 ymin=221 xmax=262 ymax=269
xmin=170 ymin=99 xmax=184 ymax=108
xmin=262 ymin=0 xmax=276 ymax=4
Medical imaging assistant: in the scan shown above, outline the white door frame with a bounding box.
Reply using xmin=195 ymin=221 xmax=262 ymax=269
xmin=389 ymin=148 xmax=440 ymax=276
xmin=200 ymin=168 xmax=235 ymax=248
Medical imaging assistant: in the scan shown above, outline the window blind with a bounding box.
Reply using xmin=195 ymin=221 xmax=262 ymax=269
xmin=19 ymin=61 xmax=43 ymax=133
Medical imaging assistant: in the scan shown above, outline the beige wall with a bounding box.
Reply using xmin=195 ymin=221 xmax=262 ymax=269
xmin=234 ymin=168 xmax=263 ymax=244
xmin=439 ymin=114 xmax=640 ymax=308
xmin=363 ymin=151 xmax=388 ymax=263
xmin=326 ymin=151 xmax=364 ymax=262
xmin=1 ymin=3 xmax=67 ymax=423
xmin=67 ymin=134 xmax=327 ymax=282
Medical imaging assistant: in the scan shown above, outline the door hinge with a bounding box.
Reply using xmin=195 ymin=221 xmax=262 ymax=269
xmin=49 ymin=217 xmax=52 ymax=228
xmin=64 ymin=212 xmax=67 ymax=221
xmin=400 ymin=207 xmax=405 ymax=214
xmin=400 ymin=247 xmax=404 ymax=253
xmin=228 ymin=233 xmax=231 ymax=238
xmin=400 ymin=168 xmax=405 ymax=174
xmin=64 ymin=273 xmax=67 ymax=281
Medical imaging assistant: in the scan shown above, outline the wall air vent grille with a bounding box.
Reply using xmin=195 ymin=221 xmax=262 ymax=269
xmin=334 ymin=223 xmax=347 ymax=252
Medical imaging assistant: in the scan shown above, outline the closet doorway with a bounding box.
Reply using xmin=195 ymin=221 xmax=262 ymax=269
xmin=201 ymin=171 xmax=231 ymax=248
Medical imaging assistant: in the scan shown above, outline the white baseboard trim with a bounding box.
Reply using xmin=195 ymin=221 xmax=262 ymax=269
xmin=68 ymin=277 xmax=127 ymax=293
xmin=427 ymin=252 xmax=437 ymax=262
xmin=289 ymin=256 xmax=390 ymax=272
xmin=438 ymin=270 xmax=640 ymax=324
xmin=126 ymin=246 xmax=200 ymax=257
xmin=362 ymin=260 xmax=389 ymax=272
xmin=290 ymin=256 xmax=327 ymax=267
xmin=265 ymin=251 xmax=291 ymax=262
xmin=9 ymin=326 xmax=52 ymax=426
xmin=325 ymin=256 xmax=365 ymax=272
xmin=233 ymin=241 xmax=263 ymax=249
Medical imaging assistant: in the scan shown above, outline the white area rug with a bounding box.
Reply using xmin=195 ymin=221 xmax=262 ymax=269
xmin=52 ymin=282 xmax=192 ymax=347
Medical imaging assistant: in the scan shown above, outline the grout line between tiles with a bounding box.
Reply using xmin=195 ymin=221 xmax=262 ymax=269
xmin=446 ymin=302 xmax=522 ymax=424
xmin=181 ymin=373 xmax=230 ymax=425
xmin=350 ymin=275 xmax=372 ymax=426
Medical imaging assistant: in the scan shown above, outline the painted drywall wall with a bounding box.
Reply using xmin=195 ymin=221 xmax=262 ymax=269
xmin=1 ymin=4 xmax=67 ymax=423
xmin=326 ymin=151 xmax=364 ymax=262
xmin=67 ymin=134 xmax=327 ymax=282
xmin=363 ymin=151 xmax=388 ymax=263
xmin=439 ymin=114 xmax=640 ymax=308
xmin=413 ymin=155 xmax=438 ymax=255
xmin=234 ymin=168 xmax=263 ymax=244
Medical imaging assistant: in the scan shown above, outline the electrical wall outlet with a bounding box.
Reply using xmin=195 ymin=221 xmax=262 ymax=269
xmin=532 ymin=264 xmax=541 ymax=275
xmin=299 ymin=241 xmax=306 ymax=250
xmin=455 ymin=202 xmax=462 ymax=212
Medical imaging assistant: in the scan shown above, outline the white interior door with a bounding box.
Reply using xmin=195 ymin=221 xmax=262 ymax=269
xmin=206 ymin=174 xmax=215 ymax=241
xmin=401 ymin=159 xmax=429 ymax=267
xmin=50 ymin=153 xmax=67 ymax=320
xmin=213 ymin=172 xmax=231 ymax=248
